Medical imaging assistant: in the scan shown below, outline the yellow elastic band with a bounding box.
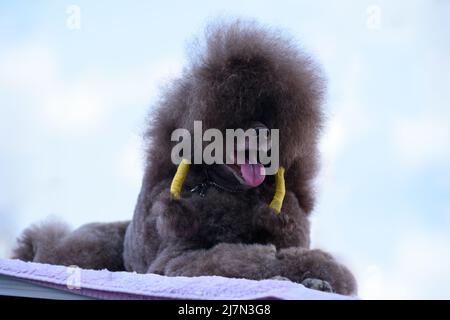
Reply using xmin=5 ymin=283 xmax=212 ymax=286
xmin=269 ymin=167 xmax=285 ymax=214
xmin=170 ymin=159 xmax=190 ymax=200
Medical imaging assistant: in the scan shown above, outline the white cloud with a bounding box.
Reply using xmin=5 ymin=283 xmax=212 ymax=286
xmin=0 ymin=43 xmax=106 ymax=133
xmin=318 ymin=55 xmax=371 ymax=189
xmin=0 ymin=43 xmax=57 ymax=94
xmin=357 ymin=227 xmax=450 ymax=299
xmin=0 ymin=41 xmax=182 ymax=134
xmin=320 ymin=55 xmax=370 ymax=158
xmin=42 ymin=85 xmax=106 ymax=131
xmin=392 ymin=113 xmax=450 ymax=168
xmin=116 ymin=134 xmax=145 ymax=186
xmin=94 ymin=59 xmax=183 ymax=109
xmin=320 ymin=112 xmax=346 ymax=165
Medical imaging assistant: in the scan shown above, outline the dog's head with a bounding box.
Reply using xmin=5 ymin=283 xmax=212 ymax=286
xmin=146 ymin=21 xmax=325 ymax=212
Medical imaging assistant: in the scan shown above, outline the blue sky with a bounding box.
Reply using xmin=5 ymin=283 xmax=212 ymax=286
xmin=0 ymin=0 xmax=449 ymax=299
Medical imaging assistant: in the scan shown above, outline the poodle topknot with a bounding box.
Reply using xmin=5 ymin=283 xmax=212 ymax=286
xmin=13 ymin=20 xmax=357 ymax=296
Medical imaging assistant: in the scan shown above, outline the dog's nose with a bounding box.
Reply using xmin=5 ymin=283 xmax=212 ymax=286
xmin=248 ymin=122 xmax=269 ymax=138
xmin=230 ymin=121 xmax=272 ymax=163
xmin=249 ymin=121 xmax=267 ymax=132
xmin=249 ymin=122 xmax=271 ymax=152
xmin=255 ymin=126 xmax=267 ymax=137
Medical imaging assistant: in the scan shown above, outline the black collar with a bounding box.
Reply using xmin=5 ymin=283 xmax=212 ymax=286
xmin=190 ymin=167 xmax=243 ymax=197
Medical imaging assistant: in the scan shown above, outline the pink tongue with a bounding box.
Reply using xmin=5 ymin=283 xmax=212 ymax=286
xmin=240 ymin=163 xmax=266 ymax=187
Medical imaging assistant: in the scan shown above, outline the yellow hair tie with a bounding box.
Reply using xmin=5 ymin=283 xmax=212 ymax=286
xmin=170 ymin=160 xmax=285 ymax=214
xmin=170 ymin=159 xmax=190 ymax=200
xmin=269 ymin=167 xmax=285 ymax=214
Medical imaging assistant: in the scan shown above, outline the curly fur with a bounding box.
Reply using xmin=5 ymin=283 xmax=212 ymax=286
xmin=13 ymin=220 xmax=128 ymax=271
xmin=13 ymin=20 xmax=357 ymax=295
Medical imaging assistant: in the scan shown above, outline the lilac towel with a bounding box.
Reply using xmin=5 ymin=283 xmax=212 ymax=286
xmin=0 ymin=258 xmax=353 ymax=300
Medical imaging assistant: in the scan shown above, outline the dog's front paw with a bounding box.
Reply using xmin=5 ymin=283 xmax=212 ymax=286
xmin=253 ymin=204 xmax=290 ymax=233
xmin=277 ymin=248 xmax=357 ymax=296
xmin=270 ymin=275 xmax=290 ymax=281
xmin=301 ymin=278 xmax=334 ymax=293
xmin=155 ymin=193 xmax=199 ymax=239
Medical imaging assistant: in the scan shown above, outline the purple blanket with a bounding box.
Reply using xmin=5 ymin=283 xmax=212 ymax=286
xmin=0 ymin=259 xmax=353 ymax=300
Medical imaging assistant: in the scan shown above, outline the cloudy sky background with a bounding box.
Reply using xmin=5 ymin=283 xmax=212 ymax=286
xmin=0 ymin=0 xmax=449 ymax=299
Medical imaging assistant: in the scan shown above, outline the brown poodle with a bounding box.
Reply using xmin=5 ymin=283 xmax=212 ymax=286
xmin=13 ymin=21 xmax=357 ymax=296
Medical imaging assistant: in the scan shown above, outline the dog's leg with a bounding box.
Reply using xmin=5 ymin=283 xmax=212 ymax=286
xmin=13 ymin=221 xmax=129 ymax=271
xmin=252 ymin=208 xmax=310 ymax=249
xmin=148 ymin=243 xmax=281 ymax=280
xmin=252 ymin=191 xmax=311 ymax=249
xmin=148 ymin=242 xmax=357 ymax=295
xmin=276 ymin=247 xmax=357 ymax=295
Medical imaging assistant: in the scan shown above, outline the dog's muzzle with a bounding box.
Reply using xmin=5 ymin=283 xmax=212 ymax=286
xmin=169 ymin=159 xmax=285 ymax=214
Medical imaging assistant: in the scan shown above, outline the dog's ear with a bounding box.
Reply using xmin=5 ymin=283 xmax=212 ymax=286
xmin=285 ymin=157 xmax=318 ymax=214
xmin=144 ymin=104 xmax=181 ymax=188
